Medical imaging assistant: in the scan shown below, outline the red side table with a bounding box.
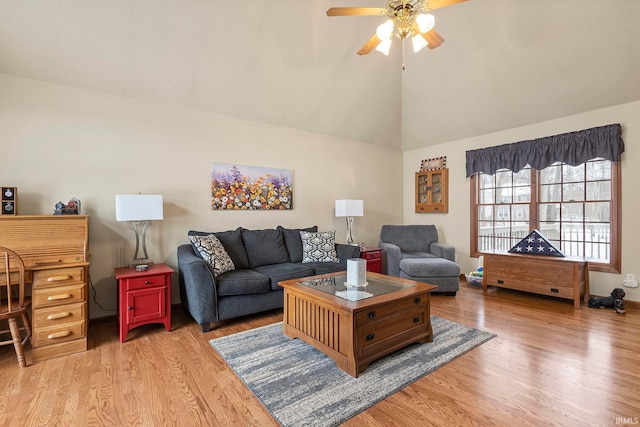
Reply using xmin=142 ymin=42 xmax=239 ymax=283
xmin=360 ymin=247 xmax=382 ymax=273
xmin=114 ymin=263 xmax=174 ymax=342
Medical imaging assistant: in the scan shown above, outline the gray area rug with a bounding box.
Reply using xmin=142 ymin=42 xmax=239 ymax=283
xmin=210 ymin=316 xmax=495 ymax=427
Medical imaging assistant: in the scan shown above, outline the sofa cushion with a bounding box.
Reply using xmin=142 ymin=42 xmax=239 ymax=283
xmin=188 ymin=228 xmax=249 ymax=269
xmin=399 ymin=258 xmax=460 ymax=277
xmin=279 ymin=225 xmax=318 ymax=263
xmin=380 ymin=224 xmax=439 ymax=253
xmin=401 ymin=251 xmax=436 ymax=259
xmin=300 ymin=230 xmax=339 ymax=263
xmin=215 ymin=269 xmax=271 ymax=296
xmin=302 ymin=262 xmax=345 ymax=276
xmin=242 ymin=228 xmax=290 ymax=268
xmin=188 ymin=234 xmax=235 ymax=277
xmin=253 ymin=263 xmax=315 ymax=291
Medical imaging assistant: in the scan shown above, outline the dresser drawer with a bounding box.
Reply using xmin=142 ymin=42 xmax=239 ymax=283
xmin=33 ymin=266 xmax=85 ymax=289
xmin=33 ymin=302 xmax=86 ymax=328
xmin=33 ymin=283 xmax=86 ymax=308
xmin=124 ymin=274 xmax=167 ymax=291
xmin=362 ymin=250 xmax=381 ymax=260
xmin=23 ymin=253 xmax=86 ymax=269
xmin=486 ymin=274 xmax=575 ymax=299
xmin=355 ymin=293 xmax=428 ymax=326
xmin=32 ymin=320 xmax=86 ymax=347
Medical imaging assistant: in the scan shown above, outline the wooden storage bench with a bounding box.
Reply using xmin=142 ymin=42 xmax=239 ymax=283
xmin=482 ymin=251 xmax=589 ymax=308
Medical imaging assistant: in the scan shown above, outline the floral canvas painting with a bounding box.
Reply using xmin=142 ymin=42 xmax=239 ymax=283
xmin=211 ymin=163 xmax=293 ymax=210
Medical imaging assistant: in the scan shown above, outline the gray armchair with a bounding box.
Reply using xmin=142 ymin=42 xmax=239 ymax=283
xmin=379 ymin=225 xmax=460 ymax=295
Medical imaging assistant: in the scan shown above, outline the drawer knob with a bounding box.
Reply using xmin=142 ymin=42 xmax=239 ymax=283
xmin=47 ymin=293 xmax=72 ymax=301
xmin=145 ymin=281 xmax=151 ymax=285
xmin=414 ymin=297 xmax=421 ymax=304
xmin=47 ymin=275 xmax=72 ymax=282
xmin=368 ymin=311 xmax=376 ymax=319
xmin=413 ymin=316 xmax=420 ymax=323
xmin=47 ymin=331 xmax=71 ymax=340
xmin=128 ymin=306 xmax=133 ymax=310
xmin=366 ymin=333 xmax=375 ymax=341
xmin=47 ymin=312 xmax=71 ymax=320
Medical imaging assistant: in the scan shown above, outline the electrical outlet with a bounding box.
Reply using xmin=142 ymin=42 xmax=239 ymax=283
xmin=623 ymin=273 xmax=638 ymax=288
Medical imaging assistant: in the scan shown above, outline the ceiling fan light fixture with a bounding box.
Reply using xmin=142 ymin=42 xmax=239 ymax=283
xmin=376 ymin=19 xmax=394 ymax=39
xmin=416 ymin=13 xmax=435 ymax=33
xmin=411 ymin=33 xmax=428 ymax=52
xmin=376 ymin=38 xmax=392 ymax=55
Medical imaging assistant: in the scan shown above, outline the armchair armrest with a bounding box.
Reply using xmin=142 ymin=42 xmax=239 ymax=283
xmin=430 ymin=242 xmax=456 ymax=262
xmin=336 ymin=243 xmax=360 ymax=267
xmin=177 ymin=244 xmax=219 ymax=325
xmin=380 ymin=242 xmax=401 ymax=276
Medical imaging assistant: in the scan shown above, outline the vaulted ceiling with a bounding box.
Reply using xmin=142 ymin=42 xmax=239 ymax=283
xmin=2 ymin=1 xmax=639 ymax=151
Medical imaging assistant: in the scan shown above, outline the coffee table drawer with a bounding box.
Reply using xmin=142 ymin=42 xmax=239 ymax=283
xmin=358 ymin=307 xmax=428 ymax=357
xmin=355 ymin=292 xmax=428 ymax=326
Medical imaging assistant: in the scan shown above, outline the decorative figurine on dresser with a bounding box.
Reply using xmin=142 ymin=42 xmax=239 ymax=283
xmin=0 ymin=215 xmax=90 ymax=362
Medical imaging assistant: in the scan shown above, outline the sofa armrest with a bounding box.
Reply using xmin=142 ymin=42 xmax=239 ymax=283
xmin=336 ymin=243 xmax=360 ymax=267
xmin=380 ymin=242 xmax=401 ymax=276
xmin=177 ymin=244 xmax=219 ymax=325
xmin=430 ymin=242 xmax=456 ymax=262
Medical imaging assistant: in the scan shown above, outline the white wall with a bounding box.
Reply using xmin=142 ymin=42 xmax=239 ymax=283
xmin=404 ymin=100 xmax=640 ymax=302
xmin=0 ymin=74 xmax=403 ymax=318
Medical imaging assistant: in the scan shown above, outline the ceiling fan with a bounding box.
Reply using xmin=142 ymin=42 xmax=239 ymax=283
xmin=326 ymin=0 xmax=469 ymax=56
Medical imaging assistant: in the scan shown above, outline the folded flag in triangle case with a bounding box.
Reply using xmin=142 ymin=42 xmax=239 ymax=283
xmin=508 ymin=229 xmax=565 ymax=257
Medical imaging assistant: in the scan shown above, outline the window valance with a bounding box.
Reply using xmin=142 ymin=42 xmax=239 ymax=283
xmin=465 ymin=123 xmax=624 ymax=177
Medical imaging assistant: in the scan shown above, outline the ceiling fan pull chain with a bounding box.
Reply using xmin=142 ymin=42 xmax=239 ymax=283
xmin=402 ymin=37 xmax=406 ymax=70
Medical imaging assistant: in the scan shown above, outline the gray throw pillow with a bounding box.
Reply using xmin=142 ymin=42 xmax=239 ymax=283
xmin=279 ymin=226 xmax=318 ymax=263
xmin=188 ymin=234 xmax=235 ymax=277
xmin=300 ymin=230 xmax=339 ymax=263
xmin=241 ymin=228 xmax=290 ymax=268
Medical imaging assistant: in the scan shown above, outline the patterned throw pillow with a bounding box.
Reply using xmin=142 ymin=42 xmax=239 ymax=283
xmin=188 ymin=234 xmax=235 ymax=277
xmin=300 ymin=230 xmax=339 ymax=263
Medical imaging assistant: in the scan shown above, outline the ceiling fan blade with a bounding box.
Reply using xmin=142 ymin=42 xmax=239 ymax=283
xmin=421 ymin=29 xmax=445 ymax=49
xmin=357 ymin=34 xmax=382 ymax=55
xmin=326 ymin=7 xmax=385 ymax=17
xmin=425 ymin=0 xmax=469 ymax=11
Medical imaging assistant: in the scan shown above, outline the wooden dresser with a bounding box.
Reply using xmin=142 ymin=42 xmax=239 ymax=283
xmin=482 ymin=251 xmax=589 ymax=309
xmin=0 ymin=215 xmax=89 ymax=362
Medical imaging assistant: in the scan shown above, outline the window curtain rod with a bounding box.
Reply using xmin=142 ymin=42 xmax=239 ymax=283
xmin=465 ymin=123 xmax=624 ymax=177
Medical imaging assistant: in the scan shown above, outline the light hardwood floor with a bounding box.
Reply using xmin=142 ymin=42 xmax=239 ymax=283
xmin=1 ymin=281 xmax=639 ymax=426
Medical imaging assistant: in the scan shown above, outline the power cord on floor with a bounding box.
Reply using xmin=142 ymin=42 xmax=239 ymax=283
xmin=89 ymin=274 xmax=116 ymax=313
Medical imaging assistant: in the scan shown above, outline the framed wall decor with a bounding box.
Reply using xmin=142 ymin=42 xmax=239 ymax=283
xmin=211 ymin=163 xmax=293 ymax=210
xmin=1 ymin=186 xmax=17 ymax=215
xmin=420 ymin=156 xmax=447 ymax=171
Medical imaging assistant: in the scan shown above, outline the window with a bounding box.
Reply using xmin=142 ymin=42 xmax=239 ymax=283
xmin=471 ymin=159 xmax=620 ymax=273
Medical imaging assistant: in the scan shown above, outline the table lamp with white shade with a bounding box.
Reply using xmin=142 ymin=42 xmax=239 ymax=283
xmin=335 ymin=199 xmax=364 ymax=245
xmin=115 ymin=194 xmax=164 ymax=268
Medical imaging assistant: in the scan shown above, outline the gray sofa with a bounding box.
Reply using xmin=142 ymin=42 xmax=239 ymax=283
xmin=178 ymin=226 xmax=360 ymax=332
xmin=379 ymin=224 xmax=460 ymax=295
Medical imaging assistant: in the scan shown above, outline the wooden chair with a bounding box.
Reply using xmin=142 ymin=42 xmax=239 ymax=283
xmin=0 ymin=246 xmax=32 ymax=367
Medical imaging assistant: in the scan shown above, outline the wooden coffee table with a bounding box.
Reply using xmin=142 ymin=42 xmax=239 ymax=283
xmin=278 ymin=271 xmax=437 ymax=378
